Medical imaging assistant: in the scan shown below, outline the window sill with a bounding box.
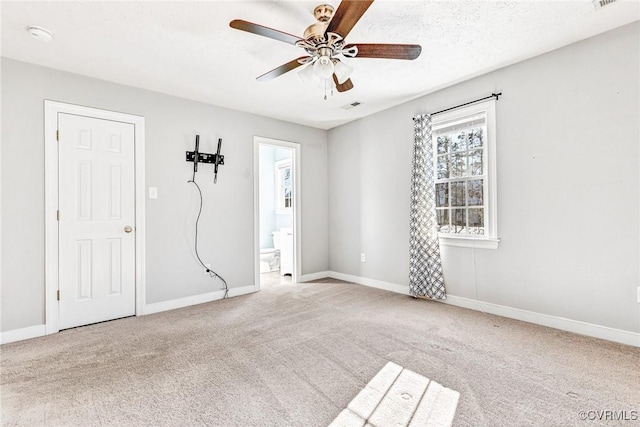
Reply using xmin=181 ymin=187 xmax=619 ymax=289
xmin=438 ymin=235 xmax=500 ymax=249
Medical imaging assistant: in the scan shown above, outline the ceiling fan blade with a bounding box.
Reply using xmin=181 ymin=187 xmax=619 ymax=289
xmin=325 ymin=0 xmax=374 ymax=39
xmin=257 ymin=57 xmax=308 ymax=82
xmin=346 ymin=43 xmax=422 ymax=60
xmin=333 ymin=75 xmax=354 ymax=93
xmin=230 ymin=19 xmax=302 ymax=46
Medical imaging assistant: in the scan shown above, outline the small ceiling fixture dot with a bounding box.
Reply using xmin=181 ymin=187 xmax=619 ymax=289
xmin=28 ymin=26 xmax=53 ymax=42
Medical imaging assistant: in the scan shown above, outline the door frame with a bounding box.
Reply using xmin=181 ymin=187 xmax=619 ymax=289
xmin=44 ymin=100 xmax=146 ymax=334
xmin=253 ymin=136 xmax=301 ymax=288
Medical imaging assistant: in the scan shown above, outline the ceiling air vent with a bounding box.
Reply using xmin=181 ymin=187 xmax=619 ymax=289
xmin=593 ymin=0 xmax=617 ymax=9
xmin=341 ymin=101 xmax=361 ymax=110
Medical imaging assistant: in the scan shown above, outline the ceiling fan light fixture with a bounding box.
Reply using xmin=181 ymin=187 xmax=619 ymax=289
xmin=298 ymin=62 xmax=317 ymax=84
xmin=313 ymin=55 xmax=334 ymax=79
xmin=333 ymin=59 xmax=353 ymax=84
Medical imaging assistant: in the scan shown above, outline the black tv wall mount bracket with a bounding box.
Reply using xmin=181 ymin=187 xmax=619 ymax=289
xmin=186 ymin=135 xmax=225 ymax=183
xmin=185 ymin=150 xmax=225 ymax=165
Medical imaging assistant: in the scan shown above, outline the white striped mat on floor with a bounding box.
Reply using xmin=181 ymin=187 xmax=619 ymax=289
xmin=329 ymin=362 xmax=460 ymax=427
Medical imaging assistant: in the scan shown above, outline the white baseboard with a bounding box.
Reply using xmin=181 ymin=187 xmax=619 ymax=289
xmin=328 ymin=271 xmax=410 ymax=295
xmin=0 ymin=324 xmax=46 ymax=345
xmin=228 ymin=284 xmax=257 ymax=298
xmin=442 ymin=295 xmax=640 ymax=347
xmin=298 ymin=271 xmax=332 ymax=282
xmin=143 ymin=285 xmax=256 ymax=315
xmin=1 ymin=286 xmax=258 ymax=344
xmin=325 ymin=271 xmax=639 ymax=347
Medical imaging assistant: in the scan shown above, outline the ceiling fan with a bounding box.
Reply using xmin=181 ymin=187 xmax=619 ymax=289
xmin=229 ymin=0 xmax=421 ymax=97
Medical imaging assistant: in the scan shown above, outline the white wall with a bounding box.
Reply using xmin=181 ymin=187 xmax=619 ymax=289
xmin=328 ymin=23 xmax=640 ymax=334
xmin=0 ymin=58 xmax=329 ymax=332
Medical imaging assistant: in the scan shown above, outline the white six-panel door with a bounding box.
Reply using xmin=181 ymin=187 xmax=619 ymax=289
xmin=58 ymin=113 xmax=136 ymax=330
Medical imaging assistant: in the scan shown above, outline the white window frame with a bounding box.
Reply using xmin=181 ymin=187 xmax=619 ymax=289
xmin=275 ymin=158 xmax=293 ymax=214
xmin=432 ymin=99 xmax=499 ymax=249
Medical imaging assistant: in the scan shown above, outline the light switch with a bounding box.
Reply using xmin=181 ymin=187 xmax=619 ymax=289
xmin=149 ymin=187 xmax=158 ymax=199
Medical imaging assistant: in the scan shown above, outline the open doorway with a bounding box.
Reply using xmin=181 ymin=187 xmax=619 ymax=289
xmin=254 ymin=137 xmax=300 ymax=289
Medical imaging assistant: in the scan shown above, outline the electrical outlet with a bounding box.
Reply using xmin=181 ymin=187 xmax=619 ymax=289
xmin=360 ymin=253 xmax=366 ymax=263
xmin=148 ymin=187 xmax=158 ymax=199
xmin=204 ymin=264 xmax=211 ymax=275
xmin=637 ymin=286 xmax=640 ymax=304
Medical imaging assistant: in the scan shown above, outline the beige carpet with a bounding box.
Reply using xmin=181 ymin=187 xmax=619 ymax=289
xmin=1 ymin=279 xmax=638 ymax=426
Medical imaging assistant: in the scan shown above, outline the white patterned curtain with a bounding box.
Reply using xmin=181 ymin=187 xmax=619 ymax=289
xmin=409 ymin=115 xmax=446 ymax=299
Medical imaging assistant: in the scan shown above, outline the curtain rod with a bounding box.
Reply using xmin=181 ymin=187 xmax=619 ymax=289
xmin=413 ymin=92 xmax=502 ymax=121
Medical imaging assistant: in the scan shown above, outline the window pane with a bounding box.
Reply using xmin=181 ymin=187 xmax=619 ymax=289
xmin=435 ymin=183 xmax=449 ymax=207
xmin=283 ymin=169 xmax=291 ymax=197
xmin=437 ymin=136 xmax=450 ymax=155
xmin=468 ymin=208 xmax=484 ymax=235
xmin=451 ymin=131 xmax=468 ymax=152
xmin=450 ymin=152 xmax=467 ymax=177
xmin=437 ymin=209 xmax=450 ymax=233
xmin=468 ymin=127 xmax=484 ymax=149
xmin=437 ymin=154 xmax=449 ymax=179
xmin=452 ymin=209 xmax=466 ymax=234
xmin=468 ymin=179 xmax=483 ymax=206
xmin=451 ymin=181 xmax=465 ymax=207
xmin=470 ymin=149 xmax=483 ymax=175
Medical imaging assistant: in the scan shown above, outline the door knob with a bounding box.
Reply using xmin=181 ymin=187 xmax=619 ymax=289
xmin=124 ymin=226 xmax=133 ymax=233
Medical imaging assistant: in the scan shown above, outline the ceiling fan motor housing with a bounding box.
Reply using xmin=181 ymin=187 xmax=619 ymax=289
xmin=303 ymin=22 xmax=328 ymax=41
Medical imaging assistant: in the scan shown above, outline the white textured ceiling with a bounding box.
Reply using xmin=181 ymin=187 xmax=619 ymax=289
xmin=2 ymin=1 xmax=638 ymax=129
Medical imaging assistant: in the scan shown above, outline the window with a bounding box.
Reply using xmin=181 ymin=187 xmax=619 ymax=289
xmin=275 ymin=159 xmax=292 ymax=213
xmin=432 ymin=99 xmax=498 ymax=249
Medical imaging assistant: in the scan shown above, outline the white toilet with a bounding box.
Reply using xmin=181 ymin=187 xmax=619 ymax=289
xmin=259 ymin=231 xmax=281 ymax=273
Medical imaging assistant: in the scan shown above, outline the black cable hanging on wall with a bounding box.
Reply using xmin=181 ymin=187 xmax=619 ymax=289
xmin=186 ymin=135 xmax=228 ymax=298
xmin=413 ymin=92 xmax=502 ymax=120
